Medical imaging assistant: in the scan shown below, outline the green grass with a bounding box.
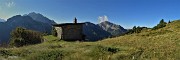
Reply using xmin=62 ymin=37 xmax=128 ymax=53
xmin=0 ymin=20 xmax=180 ymax=60
xmin=43 ymin=35 xmax=60 ymax=42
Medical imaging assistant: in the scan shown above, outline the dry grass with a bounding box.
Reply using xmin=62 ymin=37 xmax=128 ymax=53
xmin=0 ymin=20 xmax=180 ymax=60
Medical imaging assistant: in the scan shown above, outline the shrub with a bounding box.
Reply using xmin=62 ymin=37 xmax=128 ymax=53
xmin=9 ymin=27 xmax=43 ymax=47
xmin=126 ymin=26 xmax=147 ymax=34
xmin=152 ymin=19 xmax=167 ymax=30
xmin=0 ymin=49 xmax=13 ymax=58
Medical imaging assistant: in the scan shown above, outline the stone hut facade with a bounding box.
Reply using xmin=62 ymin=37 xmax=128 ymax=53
xmin=53 ymin=18 xmax=85 ymax=41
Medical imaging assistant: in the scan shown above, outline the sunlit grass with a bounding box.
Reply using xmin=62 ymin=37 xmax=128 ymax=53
xmin=0 ymin=20 xmax=180 ymax=60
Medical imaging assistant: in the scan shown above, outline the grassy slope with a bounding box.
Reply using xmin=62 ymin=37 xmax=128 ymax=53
xmin=0 ymin=20 xmax=180 ymax=60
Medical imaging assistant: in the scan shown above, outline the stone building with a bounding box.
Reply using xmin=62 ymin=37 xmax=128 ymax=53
xmin=53 ymin=18 xmax=85 ymax=41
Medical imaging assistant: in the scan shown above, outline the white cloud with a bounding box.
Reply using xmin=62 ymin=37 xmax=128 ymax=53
xmin=98 ymin=15 xmax=109 ymax=23
xmin=5 ymin=1 xmax=15 ymax=8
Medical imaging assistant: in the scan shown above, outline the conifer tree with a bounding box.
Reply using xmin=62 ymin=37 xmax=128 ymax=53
xmin=168 ymin=20 xmax=171 ymax=23
xmin=152 ymin=19 xmax=167 ymax=30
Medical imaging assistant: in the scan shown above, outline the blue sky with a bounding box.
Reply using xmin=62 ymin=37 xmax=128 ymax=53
xmin=0 ymin=0 xmax=180 ymax=29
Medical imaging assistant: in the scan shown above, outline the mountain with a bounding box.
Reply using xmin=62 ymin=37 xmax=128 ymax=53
xmin=27 ymin=12 xmax=56 ymax=24
xmin=0 ymin=20 xmax=179 ymax=60
xmin=0 ymin=18 xmax=5 ymax=22
xmin=0 ymin=13 xmax=127 ymax=43
xmin=83 ymin=22 xmax=111 ymax=41
xmin=0 ymin=13 xmax=55 ymax=44
xmin=98 ymin=21 xmax=127 ymax=36
xmin=6 ymin=15 xmax=52 ymax=33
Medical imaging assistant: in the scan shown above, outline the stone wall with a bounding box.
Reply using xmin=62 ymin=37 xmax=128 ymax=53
xmin=55 ymin=24 xmax=83 ymax=41
xmin=55 ymin=27 xmax=62 ymax=39
xmin=62 ymin=24 xmax=83 ymax=40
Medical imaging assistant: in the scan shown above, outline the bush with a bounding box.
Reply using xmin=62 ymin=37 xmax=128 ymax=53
xmin=152 ymin=19 xmax=167 ymax=30
xmin=126 ymin=26 xmax=147 ymax=34
xmin=9 ymin=27 xmax=43 ymax=47
xmin=0 ymin=49 xmax=12 ymax=56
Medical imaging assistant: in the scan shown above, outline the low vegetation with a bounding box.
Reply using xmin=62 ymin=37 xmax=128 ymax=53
xmin=152 ymin=19 xmax=167 ymax=30
xmin=127 ymin=19 xmax=167 ymax=34
xmin=126 ymin=26 xmax=148 ymax=34
xmin=9 ymin=27 xmax=43 ymax=47
xmin=0 ymin=20 xmax=179 ymax=60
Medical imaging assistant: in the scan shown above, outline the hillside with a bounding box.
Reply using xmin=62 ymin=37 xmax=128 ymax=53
xmin=0 ymin=20 xmax=179 ymax=60
xmin=26 ymin=12 xmax=56 ymax=25
xmin=0 ymin=13 xmax=127 ymax=43
xmin=83 ymin=22 xmax=111 ymax=41
xmin=98 ymin=21 xmax=127 ymax=36
xmin=82 ymin=21 xmax=127 ymax=41
xmin=0 ymin=18 xmax=5 ymax=22
xmin=0 ymin=13 xmax=55 ymax=43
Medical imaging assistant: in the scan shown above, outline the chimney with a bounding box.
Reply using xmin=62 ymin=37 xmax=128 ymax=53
xmin=74 ymin=17 xmax=77 ymax=24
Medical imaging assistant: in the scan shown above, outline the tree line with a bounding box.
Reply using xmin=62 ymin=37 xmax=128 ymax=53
xmin=126 ymin=19 xmax=170 ymax=34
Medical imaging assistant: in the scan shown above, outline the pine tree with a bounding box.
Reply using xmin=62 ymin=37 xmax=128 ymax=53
xmin=136 ymin=26 xmax=141 ymax=33
xmin=152 ymin=19 xmax=167 ymax=30
xmin=168 ymin=20 xmax=171 ymax=23
xmin=133 ymin=26 xmax=136 ymax=30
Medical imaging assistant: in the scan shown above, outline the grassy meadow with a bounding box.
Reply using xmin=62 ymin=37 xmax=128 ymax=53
xmin=0 ymin=20 xmax=180 ymax=60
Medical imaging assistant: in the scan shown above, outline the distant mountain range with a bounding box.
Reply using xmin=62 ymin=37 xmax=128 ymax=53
xmin=25 ymin=12 xmax=56 ymax=25
xmin=0 ymin=18 xmax=5 ymax=22
xmin=0 ymin=12 xmax=55 ymax=43
xmin=83 ymin=22 xmax=111 ymax=41
xmin=83 ymin=21 xmax=127 ymax=41
xmin=0 ymin=12 xmax=127 ymax=43
xmin=98 ymin=21 xmax=127 ymax=36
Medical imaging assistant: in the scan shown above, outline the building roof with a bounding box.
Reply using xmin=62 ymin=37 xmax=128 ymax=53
xmin=53 ymin=23 xmax=85 ymax=27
